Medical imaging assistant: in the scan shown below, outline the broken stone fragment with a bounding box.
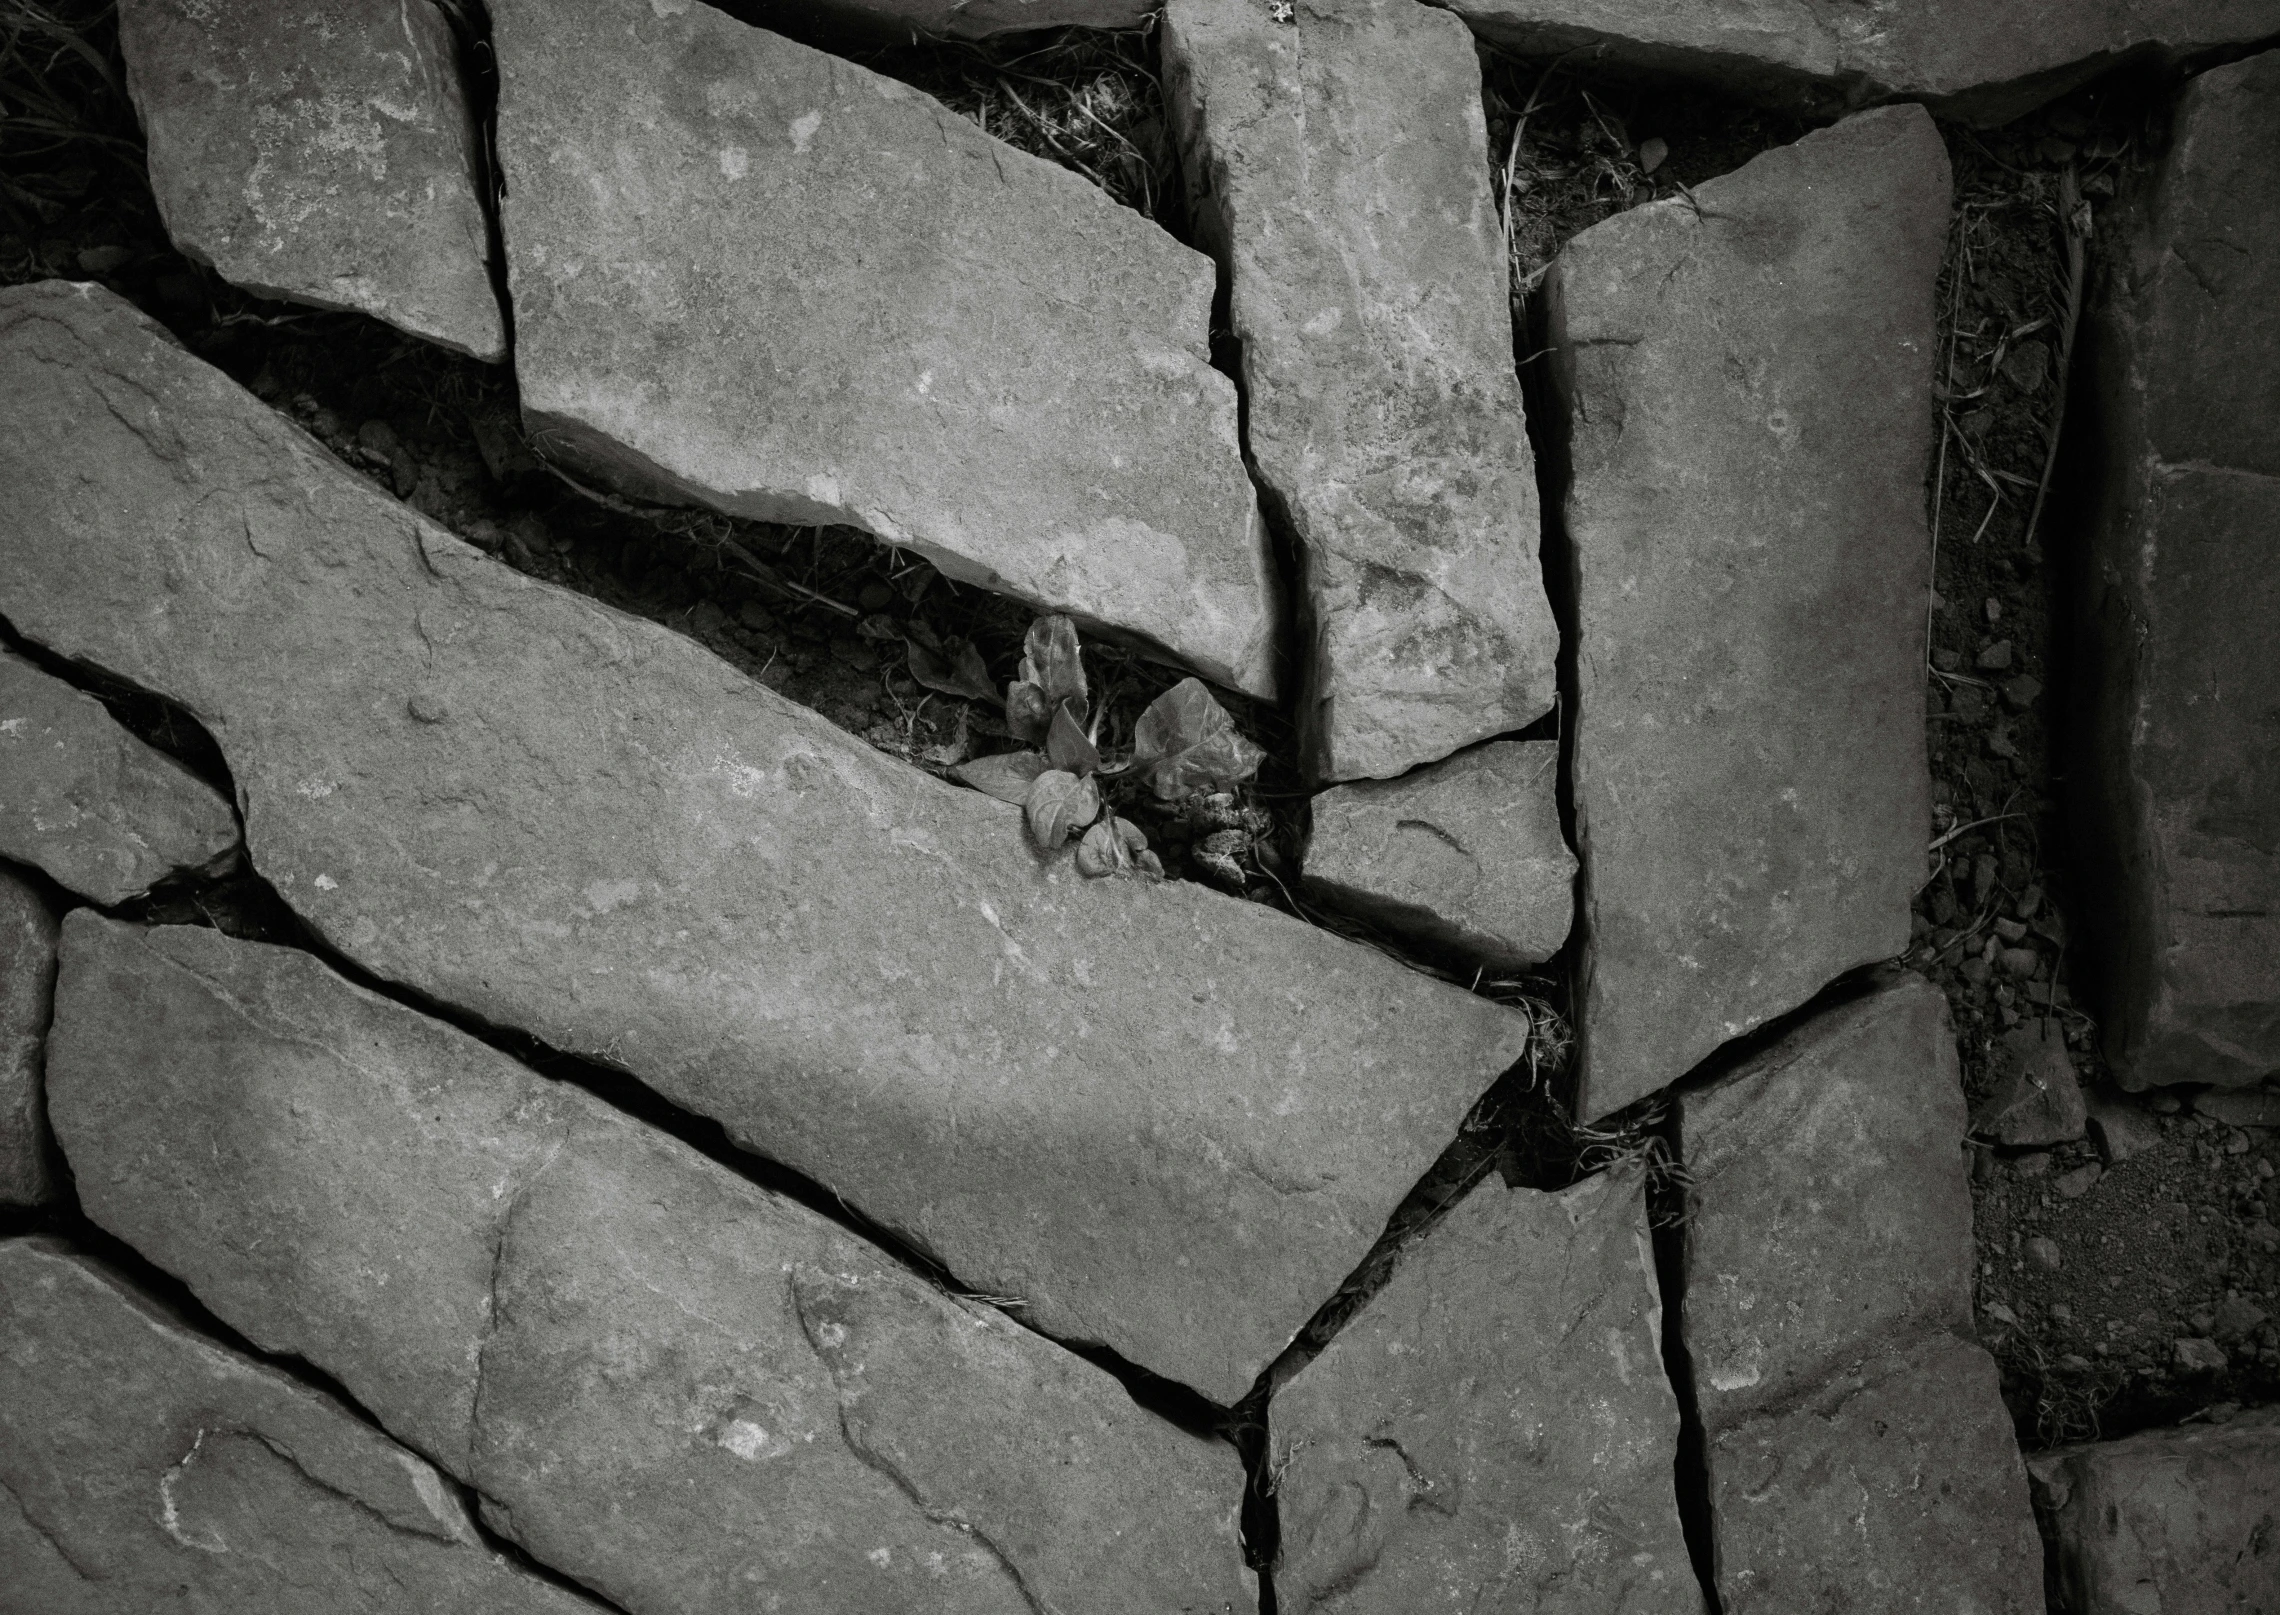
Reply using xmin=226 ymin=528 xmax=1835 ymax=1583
xmin=0 ymin=869 xmax=58 ymax=1206
xmin=1163 ymin=0 xmax=1556 ymax=781
xmin=1969 ymin=1022 xmax=2089 ymax=1146
xmin=2085 ymin=1086 xmax=2164 ymax=1163
xmin=0 ymin=1237 xmax=601 ymax=1614
xmin=1271 ymin=1164 xmax=1700 ymax=1614
xmin=493 ymin=0 xmax=1273 ymax=698
xmin=2077 ymin=48 xmax=2280 ymax=1094
xmin=117 ymin=0 xmax=504 ymax=360
xmin=0 ymin=649 xmax=239 ymax=905
xmin=1434 ymin=0 xmax=2280 ymax=126
xmin=1303 ymin=740 xmax=1574 ymax=969
xmin=47 ymin=915 xmax=1255 ymax=1615
xmin=0 ymin=278 xmax=1529 ymax=1405
xmin=1547 ymin=107 xmax=1949 ymax=1121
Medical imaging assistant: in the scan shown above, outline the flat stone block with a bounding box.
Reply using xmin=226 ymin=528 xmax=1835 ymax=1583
xmin=0 ymin=868 xmax=58 ymax=1206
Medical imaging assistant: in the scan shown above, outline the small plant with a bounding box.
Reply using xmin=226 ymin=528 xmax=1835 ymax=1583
xmin=951 ymin=613 xmax=1266 ymax=883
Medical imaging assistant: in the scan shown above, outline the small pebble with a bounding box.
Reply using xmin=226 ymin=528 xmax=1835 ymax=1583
xmin=2174 ymin=1337 xmax=2228 ymax=1372
xmin=2050 ymin=1302 xmax=2073 ymax=1322
xmin=2055 ymin=1163 xmax=2102 ymax=1199
xmin=1994 ymin=917 xmax=2029 ymax=943
xmin=2016 ymin=1152 xmax=2052 ymax=1179
xmin=1999 ymin=946 xmax=2041 ymax=978
xmin=2004 ymin=674 xmax=2043 ymax=711
xmin=1984 ymin=597 xmax=2003 ymax=624
xmin=1977 ymin=638 xmax=2014 ymax=671
xmin=2027 ymin=1235 xmax=2062 ymax=1270
xmin=858 ymin=583 xmax=895 ymax=612
xmin=1932 ymin=647 xmax=1961 ymax=672
xmin=2016 ymin=885 xmax=2043 ymax=920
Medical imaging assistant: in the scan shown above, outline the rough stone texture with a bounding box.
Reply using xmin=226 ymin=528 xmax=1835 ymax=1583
xmin=1303 ymin=739 xmax=1574 ymax=969
xmin=2193 ymin=1087 xmax=2280 ymax=1128
xmin=0 ymin=279 xmax=1530 ymax=1405
xmin=769 ymin=0 xmax=1153 ymax=42
xmin=494 ymin=0 xmax=1274 ymax=699
xmin=1678 ymin=976 xmax=2041 ymax=1614
xmin=0 ymin=868 xmax=57 ymax=1206
xmin=0 ymin=1237 xmax=599 ymax=1615
xmin=2088 ymin=1086 xmax=2166 ymax=1162
xmin=118 ymin=0 xmax=504 ymax=360
xmin=2078 ymin=49 xmax=2280 ymax=1095
xmin=2029 ymin=1410 xmax=2280 ymax=1615
xmin=1163 ymin=0 xmax=1557 ymax=779
xmin=1546 ymin=107 xmax=1948 ymax=1121
xmin=0 ymin=649 xmax=239 ymax=905
xmin=1970 ymin=1021 xmax=2090 ymax=1146
xmin=1433 ymin=0 xmax=2280 ymax=126
xmin=46 ymin=915 xmax=1255 ymax=1615
xmin=1271 ymin=1165 xmax=1700 ymax=1614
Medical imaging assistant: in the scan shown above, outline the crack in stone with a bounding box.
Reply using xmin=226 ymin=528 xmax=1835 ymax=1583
xmin=0 ymin=1469 xmax=102 ymax=1582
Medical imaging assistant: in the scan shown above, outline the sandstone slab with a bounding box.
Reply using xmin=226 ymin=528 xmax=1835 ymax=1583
xmin=1546 ymin=108 xmax=1948 ymax=1120
xmin=1165 ymin=0 xmax=1556 ymax=777
xmin=47 ymin=914 xmax=1255 ymax=1615
xmin=1271 ymin=1164 xmax=1699 ymax=1614
xmin=2078 ymin=49 xmax=2280 ymax=1094
xmin=0 ymin=868 xmax=57 ymax=1206
xmin=1970 ymin=1021 xmax=2090 ymax=1146
xmin=0 ymin=279 xmax=1530 ymax=1404
xmin=118 ymin=0 xmax=503 ymax=360
xmin=0 ymin=1237 xmax=599 ymax=1615
xmin=493 ymin=0 xmax=1272 ymax=698
xmin=1303 ymin=739 xmax=1574 ymax=969
xmin=1434 ymin=0 xmax=2280 ymax=126
xmin=2029 ymin=1409 xmax=2280 ymax=1615
xmin=0 ymin=650 xmax=239 ymax=905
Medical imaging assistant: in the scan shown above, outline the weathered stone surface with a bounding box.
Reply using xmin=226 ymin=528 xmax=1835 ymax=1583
xmin=1164 ymin=0 xmax=1556 ymax=779
xmin=0 ymin=1237 xmax=599 ymax=1615
xmin=118 ymin=0 xmax=503 ymax=360
xmin=1707 ymin=1332 xmax=2042 ymax=1615
xmin=2030 ymin=1409 xmax=2280 ymax=1615
xmin=1303 ymin=739 xmax=1574 ymax=969
xmin=1434 ymin=0 xmax=2280 ymax=126
xmin=1970 ymin=1021 xmax=2089 ymax=1146
xmin=1271 ymin=1164 xmax=1699 ymax=1614
xmin=1546 ymin=107 xmax=1948 ymax=1120
xmin=0 ymin=279 xmax=1529 ymax=1405
xmin=47 ymin=915 xmax=1255 ymax=1615
xmin=2078 ymin=49 xmax=2280 ymax=1094
xmin=2088 ymin=1085 xmax=2166 ymax=1162
xmin=770 ymin=0 xmax=1153 ymax=42
xmin=0 ymin=868 xmax=57 ymax=1206
xmin=493 ymin=0 xmax=1273 ymax=698
xmin=2193 ymin=1086 xmax=2280 ymax=1128
xmin=0 ymin=649 xmax=239 ymax=905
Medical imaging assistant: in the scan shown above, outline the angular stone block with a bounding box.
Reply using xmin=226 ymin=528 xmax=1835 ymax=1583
xmin=0 ymin=1237 xmax=599 ymax=1614
xmin=0 ymin=868 xmax=58 ymax=1206
xmin=2078 ymin=49 xmax=2280 ymax=1093
xmin=1546 ymin=107 xmax=1948 ymax=1119
xmin=1271 ymin=1164 xmax=1700 ymax=1614
xmin=493 ymin=0 xmax=1274 ymax=697
xmin=0 ymin=279 xmax=1530 ymax=1404
xmin=1303 ymin=739 xmax=1574 ymax=969
xmin=0 ymin=649 xmax=239 ymax=905
xmin=1970 ymin=1022 xmax=2090 ymax=1147
xmin=47 ymin=915 xmax=1255 ymax=1615
xmin=1164 ymin=0 xmax=1556 ymax=778
xmin=2029 ymin=1410 xmax=2280 ymax=1615
xmin=1435 ymin=0 xmax=2280 ymax=126
xmin=118 ymin=0 xmax=504 ymax=360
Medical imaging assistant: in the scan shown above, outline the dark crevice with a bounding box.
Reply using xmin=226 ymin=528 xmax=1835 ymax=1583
xmin=0 ymin=614 xmax=232 ymax=795
xmin=431 ymin=0 xmax=514 ymax=358
xmin=1648 ymin=1105 xmax=1725 ymax=1614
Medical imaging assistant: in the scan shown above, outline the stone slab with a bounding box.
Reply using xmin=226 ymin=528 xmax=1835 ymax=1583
xmin=1433 ymin=0 xmax=2280 ymax=126
xmin=0 ymin=650 xmax=240 ymax=906
xmin=1271 ymin=1164 xmax=1700 ymax=1614
xmin=1546 ymin=107 xmax=1948 ymax=1120
xmin=2078 ymin=49 xmax=2280 ymax=1094
xmin=0 ymin=868 xmax=57 ymax=1206
xmin=2029 ymin=1410 xmax=2280 ymax=1615
xmin=1303 ymin=739 xmax=1574 ymax=969
xmin=0 ymin=279 xmax=1531 ymax=1405
xmin=0 ymin=1237 xmax=599 ymax=1615
xmin=118 ymin=0 xmax=504 ymax=360
xmin=763 ymin=0 xmax=1153 ymax=43
xmin=1163 ymin=0 xmax=1556 ymax=779
xmin=47 ymin=915 xmax=1255 ymax=1615
xmin=493 ymin=0 xmax=1274 ymax=698
xmin=1970 ymin=1022 xmax=2090 ymax=1146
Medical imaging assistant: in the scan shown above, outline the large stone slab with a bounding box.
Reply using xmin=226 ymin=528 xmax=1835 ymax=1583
xmin=2029 ymin=1410 xmax=2280 ymax=1615
xmin=0 ymin=649 xmax=239 ymax=905
xmin=2077 ymin=49 xmax=2280 ymax=1094
xmin=493 ymin=0 xmax=1274 ymax=699
xmin=1271 ymin=1164 xmax=1700 ymax=1614
xmin=1303 ymin=739 xmax=1574 ymax=969
xmin=1545 ymin=107 xmax=1947 ymax=1120
xmin=47 ymin=915 xmax=1255 ymax=1615
xmin=0 ymin=1237 xmax=600 ymax=1615
xmin=1164 ymin=0 xmax=1556 ymax=780
xmin=0 ymin=279 xmax=1530 ymax=1404
xmin=766 ymin=0 xmax=1152 ymax=42
xmin=1433 ymin=0 xmax=2280 ymax=126
xmin=0 ymin=868 xmax=57 ymax=1206
xmin=118 ymin=0 xmax=504 ymax=360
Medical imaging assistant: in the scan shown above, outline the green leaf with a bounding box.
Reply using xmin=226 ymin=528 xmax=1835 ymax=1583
xmin=953 ymin=749 xmax=1047 ymax=804
xmin=1024 ymin=769 xmax=1100 ymax=850
xmin=1131 ymin=678 xmax=1266 ymax=801
xmin=1045 ymin=700 xmax=1099 ymax=777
